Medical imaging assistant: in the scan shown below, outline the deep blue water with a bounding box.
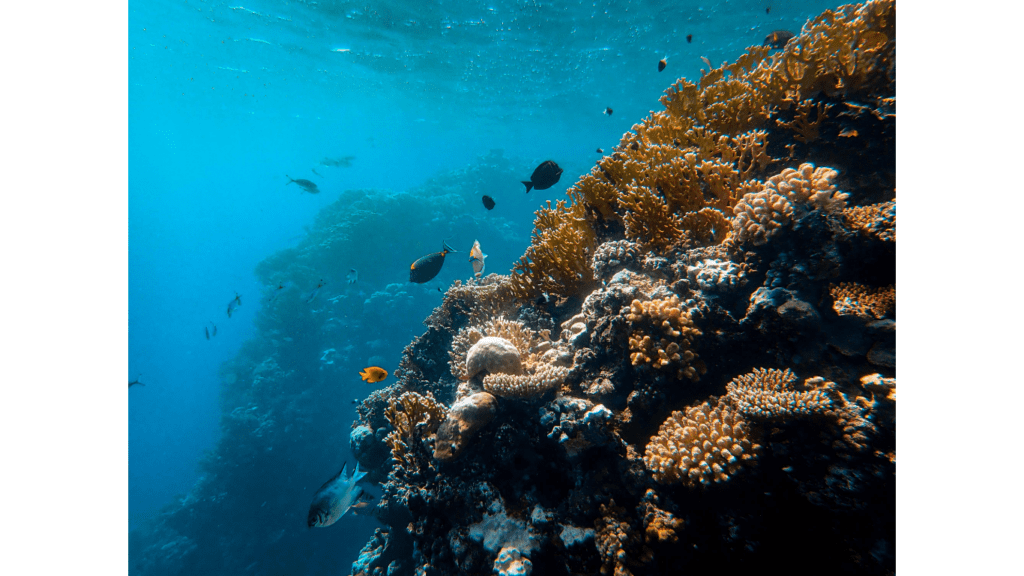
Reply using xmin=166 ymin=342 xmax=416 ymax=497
xmin=128 ymin=0 xmax=842 ymax=563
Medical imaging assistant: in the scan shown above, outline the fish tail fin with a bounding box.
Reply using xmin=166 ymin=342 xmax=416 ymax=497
xmin=286 ymin=175 xmax=294 ymax=184
xmin=522 ymin=181 xmax=533 ymax=193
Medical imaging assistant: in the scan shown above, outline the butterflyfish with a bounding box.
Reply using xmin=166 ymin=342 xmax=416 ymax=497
xmin=410 ymin=240 xmax=456 ymax=283
xmin=359 ymin=366 xmax=388 ymax=383
xmin=469 ymin=239 xmax=487 ymax=278
xmin=307 ymin=462 xmax=372 ymax=528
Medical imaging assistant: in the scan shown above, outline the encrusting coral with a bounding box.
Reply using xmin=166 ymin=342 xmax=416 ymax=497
xmin=643 ymin=396 xmax=761 ymax=486
xmin=829 ymin=282 xmax=895 ymax=319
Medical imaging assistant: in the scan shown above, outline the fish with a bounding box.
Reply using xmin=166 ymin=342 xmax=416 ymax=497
xmin=210 ymin=322 xmax=217 ymax=337
xmin=227 ymin=293 xmax=241 ymax=318
xmin=306 ymin=280 xmax=326 ymax=303
xmin=205 ymin=327 xmax=210 ymax=340
xmin=359 ymin=366 xmax=388 ymax=383
xmin=287 ymin=175 xmax=320 ymax=194
xmin=686 ymin=34 xmax=692 ymax=43
xmin=129 ymin=376 xmax=145 ymax=388
xmin=596 ymin=148 xmax=603 ymax=153
xmin=320 ymin=156 xmax=355 ymax=168
xmin=469 ymin=239 xmax=487 ymax=278
xmin=307 ymin=462 xmax=372 ymax=528
xmin=410 ymin=240 xmax=456 ymax=283
xmin=346 ymin=269 xmax=358 ymax=285
xmin=763 ymin=30 xmax=795 ymax=49
xmin=658 ymin=58 xmax=666 ymax=72
xmin=521 ymin=160 xmax=563 ymax=193
xmin=482 ymin=195 xmax=496 ymax=210
xmin=766 ymin=6 xmax=771 ymax=15
xmin=604 ymin=107 xmax=613 ymax=115
xmin=311 ymin=168 xmax=324 ymax=178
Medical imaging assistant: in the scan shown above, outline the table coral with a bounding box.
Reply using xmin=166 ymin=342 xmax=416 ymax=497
xmin=625 ymin=295 xmax=702 ymax=380
xmin=829 ymin=282 xmax=895 ymax=319
xmin=643 ymin=396 xmax=761 ymax=486
xmin=725 ymin=367 xmax=839 ymax=420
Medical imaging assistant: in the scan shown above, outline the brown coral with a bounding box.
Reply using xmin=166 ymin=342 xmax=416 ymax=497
xmin=829 ymin=282 xmax=895 ymax=319
xmin=643 ymin=396 xmax=761 ymax=486
xmin=638 ymin=489 xmax=683 ymax=545
xmin=725 ymin=368 xmax=839 ymax=420
xmin=482 ymin=364 xmax=569 ymax=400
xmin=594 ymin=501 xmax=644 ymax=576
xmin=626 ymin=295 xmax=702 ymax=381
xmin=843 ymin=198 xmax=895 ymax=242
xmin=384 ymin=391 xmax=447 ymax=469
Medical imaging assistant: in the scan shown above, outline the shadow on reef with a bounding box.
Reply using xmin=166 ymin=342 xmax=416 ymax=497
xmin=349 ymin=3 xmax=896 ymax=575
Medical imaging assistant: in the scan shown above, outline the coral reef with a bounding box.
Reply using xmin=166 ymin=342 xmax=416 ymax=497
xmin=830 ymin=281 xmax=896 ymax=319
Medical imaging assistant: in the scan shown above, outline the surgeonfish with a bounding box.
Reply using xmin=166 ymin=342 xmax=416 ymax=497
xmin=227 ymin=293 xmax=241 ymax=318
xmin=521 ymin=160 xmax=563 ymax=193
xmin=763 ymin=30 xmax=795 ymax=49
xmin=346 ymin=269 xmax=358 ymax=285
xmin=469 ymin=239 xmax=487 ymax=278
xmin=658 ymin=58 xmax=667 ymax=72
xmin=307 ymin=462 xmax=371 ymax=528
xmin=306 ymin=280 xmax=326 ymax=303
xmin=686 ymin=34 xmax=692 ymax=43
xmin=481 ymin=195 xmax=496 ymax=210
xmin=286 ymin=175 xmax=320 ymax=194
xmin=596 ymin=148 xmax=604 ymax=153
xmin=129 ymin=376 xmax=144 ymax=388
xmin=410 ymin=240 xmax=456 ymax=283
xmin=359 ymin=366 xmax=388 ymax=383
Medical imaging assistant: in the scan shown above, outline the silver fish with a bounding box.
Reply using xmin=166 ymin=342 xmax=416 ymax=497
xmin=307 ymin=462 xmax=370 ymax=528
xmin=469 ymin=239 xmax=487 ymax=278
xmin=346 ymin=269 xmax=358 ymax=285
xmin=306 ymin=280 xmax=326 ymax=303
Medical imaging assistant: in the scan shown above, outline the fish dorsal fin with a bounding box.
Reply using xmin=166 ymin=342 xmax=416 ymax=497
xmin=351 ymin=462 xmax=368 ymax=484
xmin=316 ymin=462 xmax=349 ymax=493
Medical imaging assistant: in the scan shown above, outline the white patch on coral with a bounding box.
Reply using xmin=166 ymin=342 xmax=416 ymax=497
xmin=468 ymin=499 xmax=538 ymax=555
xmin=687 ymin=259 xmax=746 ymax=293
xmin=558 ymin=525 xmax=596 ymax=548
xmin=494 ymin=546 xmax=533 ymax=576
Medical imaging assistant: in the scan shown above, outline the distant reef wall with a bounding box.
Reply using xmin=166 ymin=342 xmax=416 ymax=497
xmin=350 ymin=2 xmax=895 ymax=576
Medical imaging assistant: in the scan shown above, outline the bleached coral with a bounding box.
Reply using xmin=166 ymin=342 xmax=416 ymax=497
xmin=725 ymin=367 xmax=838 ymax=420
xmin=686 ymin=258 xmax=747 ymax=292
xmin=643 ymin=396 xmax=761 ymax=486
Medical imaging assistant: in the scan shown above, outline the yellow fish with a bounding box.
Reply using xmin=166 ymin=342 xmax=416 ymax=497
xmin=359 ymin=366 xmax=388 ymax=383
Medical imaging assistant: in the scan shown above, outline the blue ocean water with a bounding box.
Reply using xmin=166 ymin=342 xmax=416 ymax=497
xmin=129 ymin=0 xmax=843 ymax=571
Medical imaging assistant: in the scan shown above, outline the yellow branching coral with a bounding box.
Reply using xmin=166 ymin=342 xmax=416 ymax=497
xmin=639 ymin=489 xmax=684 ymax=545
xmin=626 ymin=295 xmax=702 ymax=381
xmin=644 ymin=396 xmax=761 ymax=486
xmin=776 ymin=99 xmax=832 ymax=143
xmin=384 ymin=391 xmax=447 ymax=469
xmin=725 ymin=368 xmax=839 ymax=420
xmin=843 ymin=198 xmax=895 ymax=242
xmin=732 ymin=163 xmax=847 ymax=245
xmin=620 ymin=185 xmax=685 ymax=251
xmin=483 ymin=364 xmax=569 ymax=399
xmin=829 ymin=282 xmax=895 ymax=319
xmin=509 ymin=194 xmax=597 ymax=300
xmin=594 ymin=501 xmax=642 ymax=576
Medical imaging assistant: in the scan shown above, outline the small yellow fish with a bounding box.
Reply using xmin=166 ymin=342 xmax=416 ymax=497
xmin=359 ymin=366 xmax=388 ymax=383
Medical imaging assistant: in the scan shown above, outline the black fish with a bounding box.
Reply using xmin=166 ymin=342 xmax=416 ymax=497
xmin=763 ymin=30 xmax=795 ymax=49
xmin=686 ymin=34 xmax=692 ymax=43
xmin=658 ymin=59 xmax=666 ymax=72
xmin=521 ymin=160 xmax=563 ymax=193
xmin=410 ymin=240 xmax=456 ymax=284
xmin=604 ymin=107 xmax=613 ymax=115
xmin=129 ymin=376 xmax=145 ymax=388
xmin=482 ymin=195 xmax=496 ymax=210
xmin=286 ymin=175 xmax=320 ymax=194
xmin=596 ymin=148 xmax=603 ymax=153
xmin=766 ymin=6 xmax=771 ymax=15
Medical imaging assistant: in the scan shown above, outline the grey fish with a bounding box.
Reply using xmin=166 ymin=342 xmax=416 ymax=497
xmin=306 ymin=279 xmax=326 ymax=303
xmin=129 ymin=376 xmax=145 ymax=388
xmin=320 ymin=156 xmax=355 ymax=168
xmin=307 ymin=462 xmax=371 ymax=528
xmin=287 ymin=175 xmax=320 ymax=194
xmin=227 ymin=293 xmax=241 ymax=318
xmin=311 ymin=168 xmax=324 ymax=178
xmin=205 ymin=326 xmax=210 ymax=340
xmin=210 ymin=322 xmax=217 ymax=337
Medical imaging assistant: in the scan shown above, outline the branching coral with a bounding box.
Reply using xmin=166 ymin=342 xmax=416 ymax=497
xmin=829 ymin=282 xmax=895 ymax=319
xmin=625 ymin=295 xmax=702 ymax=380
xmin=843 ymin=198 xmax=895 ymax=242
xmin=508 ymin=195 xmax=597 ymax=300
xmin=643 ymin=396 xmax=761 ymax=486
xmin=483 ymin=364 xmax=569 ymax=400
xmin=725 ymin=368 xmax=839 ymax=420
xmin=594 ymin=501 xmax=643 ymax=576
xmin=384 ymin=392 xmax=447 ymax=470
xmin=776 ymin=99 xmax=832 ymax=143
xmin=638 ymin=489 xmax=683 ymax=545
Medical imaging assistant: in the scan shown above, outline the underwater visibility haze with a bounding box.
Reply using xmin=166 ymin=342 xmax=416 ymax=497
xmin=129 ymin=0 xmax=895 ymax=574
